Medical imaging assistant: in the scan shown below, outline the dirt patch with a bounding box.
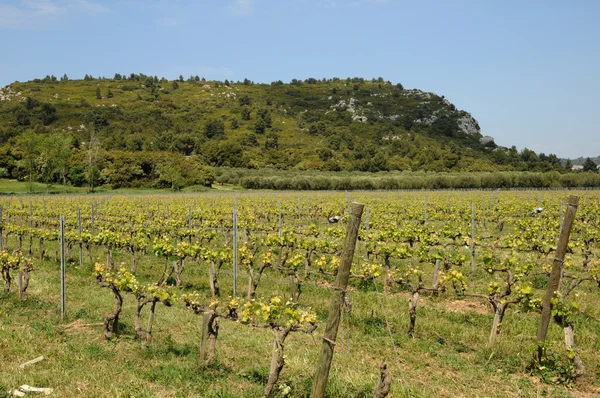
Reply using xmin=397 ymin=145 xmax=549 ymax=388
xmin=444 ymin=299 xmax=491 ymax=315
xmin=62 ymin=319 xmax=103 ymax=334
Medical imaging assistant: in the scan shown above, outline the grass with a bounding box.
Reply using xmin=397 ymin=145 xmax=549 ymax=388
xmin=1 ymin=251 xmax=594 ymax=397
xmin=1 ymin=190 xmax=600 ymax=397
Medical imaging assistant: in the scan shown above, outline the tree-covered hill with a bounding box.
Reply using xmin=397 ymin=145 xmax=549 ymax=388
xmin=0 ymin=74 xmax=566 ymax=189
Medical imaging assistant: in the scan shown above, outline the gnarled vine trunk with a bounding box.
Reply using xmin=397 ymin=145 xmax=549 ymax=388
xmin=263 ymin=327 xmax=292 ymax=398
xmin=103 ymin=284 xmax=123 ymax=340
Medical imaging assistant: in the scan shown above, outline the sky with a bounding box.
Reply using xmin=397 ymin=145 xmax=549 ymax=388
xmin=0 ymin=0 xmax=599 ymax=159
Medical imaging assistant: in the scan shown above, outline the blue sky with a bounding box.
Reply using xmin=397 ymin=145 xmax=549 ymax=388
xmin=1 ymin=0 xmax=599 ymax=158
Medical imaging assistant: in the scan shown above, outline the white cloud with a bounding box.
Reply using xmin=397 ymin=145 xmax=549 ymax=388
xmin=0 ymin=0 xmax=109 ymax=29
xmin=229 ymin=0 xmax=254 ymax=16
xmin=320 ymin=0 xmax=336 ymax=7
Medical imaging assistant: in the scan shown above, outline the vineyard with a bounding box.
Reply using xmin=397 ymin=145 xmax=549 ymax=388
xmin=1 ymin=190 xmax=600 ymax=397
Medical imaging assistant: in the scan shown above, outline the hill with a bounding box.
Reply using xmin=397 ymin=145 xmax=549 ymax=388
xmin=566 ymin=156 xmax=600 ymax=166
xmin=0 ymin=75 xmax=566 ymax=189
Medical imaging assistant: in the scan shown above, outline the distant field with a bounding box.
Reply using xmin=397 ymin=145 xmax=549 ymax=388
xmin=1 ymin=190 xmax=599 ymax=397
xmin=0 ymin=179 xmax=236 ymax=195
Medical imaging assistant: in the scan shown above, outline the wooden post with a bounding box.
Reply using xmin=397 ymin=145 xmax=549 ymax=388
xmin=536 ymin=195 xmax=579 ymax=360
xmin=91 ymin=202 xmax=95 ymax=235
xmin=0 ymin=204 xmax=3 ymax=250
xmin=311 ymin=202 xmax=364 ymax=398
xmin=60 ymin=215 xmax=66 ymax=321
xmin=471 ymin=203 xmax=475 ymax=274
xmin=200 ymin=311 xmax=210 ymax=362
xmin=233 ymin=207 xmax=238 ymax=297
xmin=365 ymin=207 xmax=370 ymax=262
xmin=78 ymin=207 xmax=83 ymax=266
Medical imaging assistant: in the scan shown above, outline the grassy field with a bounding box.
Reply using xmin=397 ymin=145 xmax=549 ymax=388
xmin=1 ymin=191 xmax=600 ymax=397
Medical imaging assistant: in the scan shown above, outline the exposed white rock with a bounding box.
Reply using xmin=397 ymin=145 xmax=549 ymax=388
xmin=479 ymin=135 xmax=494 ymax=145
xmin=457 ymin=114 xmax=480 ymax=135
xmin=352 ymin=114 xmax=367 ymax=123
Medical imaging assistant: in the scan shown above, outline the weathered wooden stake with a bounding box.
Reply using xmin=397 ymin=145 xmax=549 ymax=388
xmin=0 ymin=204 xmax=3 ymax=250
xmin=200 ymin=311 xmax=210 ymax=362
xmin=471 ymin=203 xmax=475 ymax=274
xmin=311 ymin=202 xmax=364 ymax=398
xmin=91 ymin=202 xmax=95 ymax=235
xmin=233 ymin=207 xmax=238 ymax=297
xmin=365 ymin=207 xmax=370 ymax=262
xmin=60 ymin=215 xmax=66 ymax=321
xmin=536 ymin=195 xmax=579 ymax=360
xmin=78 ymin=207 xmax=83 ymax=266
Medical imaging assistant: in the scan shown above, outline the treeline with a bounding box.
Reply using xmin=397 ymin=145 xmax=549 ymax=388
xmin=215 ymin=169 xmax=600 ymax=190
xmin=0 ymin=130 xmax=214 ymax=191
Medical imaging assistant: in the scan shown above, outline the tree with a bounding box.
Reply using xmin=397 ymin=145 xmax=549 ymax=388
xmin=582 ymin=157 xmax=598 ymax=172
xmin=14 ymin=130 xmax=40 ymax=192
xmin=241 ymin=106 xmax=251 ymax=121
xmin=37 ymin=133 xmax=72 ymax=190
xmin=96 ymin=87 xmax=102 ymax=100
xmin=156 ymin=162 xmax=183 ymax=191
xmin=238 ymin=95 xmax=252 ymax=106
xmin=254 ymin=117 xmax=266 ymax=134
xmin=204 ymin=118 xmax=225 ymax=139
xmin=40 ymin=103 xmax=58 ymax=125
xmin=86 ymin=128 xmax=101 ymax=192
xmin=564 ymin=159 xmax=573 ymax=171
xmin=107 ymin=89 xmax=113 ymax=98
xmin=265 ymin=132 xmax=278 ymax=150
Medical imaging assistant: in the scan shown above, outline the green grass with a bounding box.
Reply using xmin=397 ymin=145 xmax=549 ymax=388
xmin=2 ymin=241 xmax=597 ymax=397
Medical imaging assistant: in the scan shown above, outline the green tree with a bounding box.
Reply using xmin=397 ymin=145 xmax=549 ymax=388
xmin=96 ymin=87 xmax=102 ymax=99
xmin=265 ymin=132 xmax=278 ymax=149
xmin=37 ymin=133 xmax=72 ymax=190
xmin=14 ymin=130 xmax=41 ymax=192
xmin=254 ymin=117 xmax=266 ymax=134
xmin=107 ymin=89 xmax=113 ymax=98
xmin=204 ymin=118 xmax=225 ymax=139
xmin=241 ymin=106 xmax=251 ymax=121
xmin=564 ymin=159 xmax=573 ymax=171
xmin=583 ymin=157 xmax=598 ymax=172
xmin=156 ymin=162 xmax=183 ymax=191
